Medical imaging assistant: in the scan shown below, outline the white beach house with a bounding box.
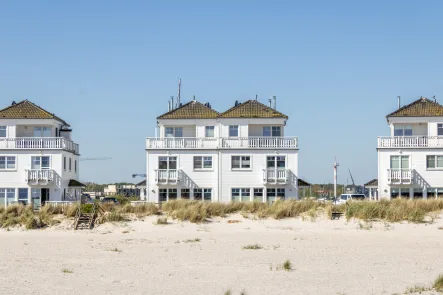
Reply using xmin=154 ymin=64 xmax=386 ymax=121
xmin=0 ymin=100 xmax=84 ymax=209
xmin=377 ymin=97 xmax=443 ymax=199
xmin=145 ymin=98 xmax=309 ymax=203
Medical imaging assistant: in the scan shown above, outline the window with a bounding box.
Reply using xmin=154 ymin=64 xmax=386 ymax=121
xmin=158 ymin=156 xmax=177 ymax=170
xmin=229 ymin=125 xmax=239 ymax=137
xmin=75 ymin=160 xmax=77 ymax=173
xmin=263 ymin=126 xmax=281 ymax=137
xmin=0 ymin=156 xmax=16 ymax=170
xmin=390 ymin=155 xmax=409 ymax=169
xmin=394 ymin=125 xmax=412 ymax=136
xmin=194 ymin=156 xmax=212 ymax=169
xmin=253 ymin=188 xmax=263 ymax=202
xmin=158 ymin=188 xmax=177 ymax=202
xmin=0 ymin=188 xmax=15 ymax=206
xmin=391 ymin=188 xmax=409 ymax=199
xmin=205 ymin=126 xmax=215 ymax=137
xmin=266 ymin=188 xmax=285 ymax=203
xmin=169 ymin=189 xmax=177 ymax=201
xmin=427 ymin=155 xmax=443 ymax=169
xmin=193 ymin=188 xmax=212 ymax=201
xmin=33 ymin=127 xmax=51 ymax=137
xmin=18 ymin=188 xmax=28 ymax=205
xmin=0 ymin=126 xmax=6 ymax=137
xmin=231 ymin=156 xmax=251 ymax=169
xmin=413 ymin=188 xmax=423 ymax=199
xmin=181 ymin=189 xmax=190 ymax=199
xmin=438 ymin=124 xmax=443 ymax=136
xmin=63 ymin=156 xmax=66 ymax=170
xmin=193 ymin=189 xmax=202 ymax=201
xmin=31 ymin=156 xmax=50 ymax=170
xmin=165 ymin=127 xmax=183 ymax=137
xmin=267 ymin=156 xmax=286 ymax=169
xmin=427 ymin=188 xmax=443 ymax=199
xmin=231 ymin=188 xmax=250 ymax=202
xmin=69 ymin=158 xmax=72 ymax=171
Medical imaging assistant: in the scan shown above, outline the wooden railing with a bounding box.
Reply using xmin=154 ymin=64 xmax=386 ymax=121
xmin=378 ymin=136 xmax=443 ymax=148
xmin=0 ymin=137 xmax=79 ymax=154
xmin=25 ymin=169 xmax=55 ymax=183
xmin=387 ymin=169 xmax=413 ymax=184
xmin=154 ymin=169 xmax=180 ymax=184
xmin=146 ymin=137 xmax=298 ymax=149
xmin=263 ymin=169 xmax=288 ymax=184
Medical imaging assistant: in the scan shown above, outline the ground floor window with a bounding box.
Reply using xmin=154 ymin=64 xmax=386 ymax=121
xmin=181 ymin=189 xmax=190 ymax=199
xmin=427 ymin=188 xmax=443 ymax=199
xmin=203 ymin=189 xmax=212 ymax=202
xmin=193 ymin=188 xmax=212 ymax=201
xmin=253 ymin=188 xmax=263 ymax=202
xmin=391 ymin=188 xmax=410 ymax=199
xmin=231 ymin=188 xmax=250 ymax=202
xmin=0 ymin=188 xmax=15 ymax=206
xmin=158 ymin=188 xmax=177 ymax=202
xmin=266 ymin=188 xmax=285 ymax=203
xmin=413 ymin=188 xmax=423 ymax=199
xmin=18 ymin=188 xmax=28 ymax=205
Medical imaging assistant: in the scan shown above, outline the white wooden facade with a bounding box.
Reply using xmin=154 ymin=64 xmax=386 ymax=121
xmin=377 ymin=98 xmax=443 ymax=199
xmin=145 ymin=100 xmax=300 ymax=203
xmin=0 ymin=101 xmax=82 ymax=209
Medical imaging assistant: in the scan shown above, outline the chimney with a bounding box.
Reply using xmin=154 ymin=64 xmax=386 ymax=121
xmin=168 ymin=101 xmax=171 ymax=111
xmin=170 ymin=96 xmax=174 ymax=110
xmin=397 ymin=96 xmax=401 ymax=109
xmin=273 ymin=96 xmax=276 ymax=109
xmin=268 ymin=99 xmax=272 ymax=108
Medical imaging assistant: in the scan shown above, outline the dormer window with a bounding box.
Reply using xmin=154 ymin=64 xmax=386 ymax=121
xmin=0 ymin=126 xmax=6 ymax=137
xmin=165 ymin=127 xmax=183 ymax=137
xmin=394 ymin=125 xmax=412 ymax=136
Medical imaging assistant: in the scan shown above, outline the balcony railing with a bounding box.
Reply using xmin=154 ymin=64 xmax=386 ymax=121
xmin=25 ymin=169 xmax=55 ymax=183
xmin=378 ymin=136 xmax=443 ymax=148
xmin=0 ymin=137 xmax=79 ymax=154
xmin=146 ymin=137 xmax=298 ymax=149
xmin=263 ymin=169 xmax=288 ymax=184
xmin=387 ymin=169 xmax=413 ymax=184
xmin=154 ymin=169 xmax=180 ymax=184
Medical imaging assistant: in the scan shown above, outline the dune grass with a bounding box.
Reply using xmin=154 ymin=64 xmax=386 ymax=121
xmin=242 ymin=244 xmax=263 ymax=250
xmin=434 ymin=273 xmax=443 ymax=292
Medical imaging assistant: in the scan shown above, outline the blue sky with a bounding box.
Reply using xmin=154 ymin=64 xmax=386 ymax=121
xmin=1 ymin=0 xmax=442 ymax=185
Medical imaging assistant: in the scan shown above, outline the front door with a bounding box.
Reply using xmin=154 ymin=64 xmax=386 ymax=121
xmin=41 ymin=188 xmax=50 ymax=206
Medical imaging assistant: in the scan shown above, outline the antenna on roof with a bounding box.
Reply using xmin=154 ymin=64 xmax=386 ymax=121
xmin=397 ymin=96 xmax=401 ymax=109
xmin=177 ymin=78 xmax=181 ymax=108
xmin=273 ymin=96 xmax=276 ymax=110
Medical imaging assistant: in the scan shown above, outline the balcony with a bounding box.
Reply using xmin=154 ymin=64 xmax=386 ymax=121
xmin=0 ymin=137 xmax=79 ymax=154
xmin=387 ymin=169 xmax=413 ymax=184
xmin=25 ymin=169 xmax=55 ymax=184
xmin=146 ymin=137 xmax=298 ymax=149
xmin=378 ymin=136 xmax=443 ymax=148
xmin=154 ymin=169 xmax=181 ymax=184
xmin=263 ymin=169 xmax=288 ymax=184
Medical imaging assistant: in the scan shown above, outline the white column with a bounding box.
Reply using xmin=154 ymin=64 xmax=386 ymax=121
xmin=423 ymin=187 xmax=427 ymax=200
xmin=409 ymin=187 xmax=414 ymax=200
xmin=263 ymin=188 xmax=267 ymax=203
xmin=15 ymin=188 xmax=19 ymax=202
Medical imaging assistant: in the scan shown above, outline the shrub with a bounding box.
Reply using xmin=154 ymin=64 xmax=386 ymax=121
xmin=155 ymin=217 xmax=168 ymax=225
xmin=434 ymin=273 xmax=443 ymax=292
xmin=282 ymin=259 xmax=292 ymax=271
xmin=242 ymin=244 xmax=262 ymax=250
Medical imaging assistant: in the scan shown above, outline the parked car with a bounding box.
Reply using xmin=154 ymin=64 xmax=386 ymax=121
xmin=100 ymin=197 xmax=119 ymax=205
xmin=335 ymin=194 xmax=366 ymax=205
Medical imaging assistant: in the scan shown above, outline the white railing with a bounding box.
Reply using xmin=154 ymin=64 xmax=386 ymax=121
xmin=146 ymin=137 xmax=298 ymax=149
xmin=45 ymin=201 xmax=77 ymax=207
xmin=25 ymin=169 xmax=54 ymax=183
xmin=263 ymin=169 xmax=288 ymax=184
xmin=0 ymin=137 xmax=79 ymax=154
xmin=387 ymin=169 xmax=412 ymax=184
xmin=154 ymin=169 xmax=180 ymax=184
xmin=378 ymin=136 xmax=443 ymax=148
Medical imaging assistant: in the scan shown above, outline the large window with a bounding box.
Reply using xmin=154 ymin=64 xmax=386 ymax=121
xmin=229 ymin=125 xmax=239 ymax=137
xmin=69 ymin=158 xmax=72 ymax=171
xmin=0 ymin=126 xmax=6 ymax=137
xmin=165 ymin=127 xmax=183 ymax=137
xmin=0 ymin=156 xmax=16 ymax=170
xmin=438 ymin=124 xmax=443 ymax=136
xmin=413 ymin=188 xmax=423 ymax=199
xmin=34 ymin=127 xmax=51 ymax=137
xmin=181 ymin=189 xmax=190 ymax=199
xmin=427 ymin=188 xmax=443 ymax=199
xmin=18 ymin=188 xmax=28 ymax=205
xmin=193 ymin=188 xmax=212 ymax=201
xmin=158 ymin=188 xmax=177 ymax=202
xmin=267 ymin=156 xmax=286 ymax=169
xmin=231 ymin=156 xmax=251 ymax=169
xmin=194 ymin=156 xmax=212 ymax=169
xmin=390 ymin=155 xmax=409 ymax=169
xmin=205 ymin=126 xmax=215 ymax=137
xmin=427 ymin=155 xmax=443 ymax=169
xmin=253 ymin=188 xmax=263 ymax=202
xmin=263 ymin=126 xmax=281 ymax=137
xmin=231 ymin=188 xmax=250 ymax=202
xmin=391 ymin=188 xmax=409 ymax=199
xmin=0 ymin=188 xmax=15 ymax=206
xmin=394 ymin=125 xmax=412 ymax=136
xmin=266 ymin=188 xmax=285 ymax=203
xmin=32 ymin=156 xmax=50 ymax=170
xmin=158 ymin=156 xmax=177 ymax=170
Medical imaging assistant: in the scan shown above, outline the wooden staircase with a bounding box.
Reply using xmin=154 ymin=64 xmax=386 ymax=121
xmin=74 ymin=203 xmax=97 ymax=230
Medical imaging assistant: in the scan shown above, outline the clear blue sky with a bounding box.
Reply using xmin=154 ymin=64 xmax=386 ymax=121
xmin=1 ymin=0 xmax=442 ymax=185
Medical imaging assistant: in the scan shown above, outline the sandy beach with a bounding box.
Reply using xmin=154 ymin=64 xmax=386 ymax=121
xmin=1 ymin=214 xmax=442 ymax=295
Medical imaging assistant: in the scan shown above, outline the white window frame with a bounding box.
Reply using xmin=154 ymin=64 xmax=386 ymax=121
xmin=31 ymin=156 xmax=51 ymax=170
xmin=390 ymin=155 xmax=409 ymax=169
xmin=231 ymin=188 xmax=251 ymax=202
xmin=0 ymin=126 xmax=6 ymax=138
xmin=438 ymin=124 xmax=443 ymax=136
xmin=158 ymin=188 xmax=178 ymax=202
xmin=0 ymin=155 xmax=17 ymax=170
xmin=426 ymin=155 xmax=443 ymax=170
xmin=165 ymin=127 xmax=183 ymax=137
xmin=193 ymin=156 xmax=213 ymax=170
xmin=0 ymin=188 xmax=16 ymax=206
xmin=193 ymin=188 xmax=212 ymax=202
xmin=158 ymin=156 xmax=178 ymax=170
xmin=205 ymin=126 xmax=215 ymax=137
xmin=263 ymin=126 xmax=281 ymax=137
xmin=229 ymin=125 xmax=239 ymax=137
xmin=394 ymin=125 xmax=412 ymax=136
xmin=253 ymin=188 xmax=264 ymax=202
xmin=33 ymin=126 xmax=52 ymax=137
xmin=180 ymin=188 xmax=190 ymax=199
xmin=266 ymin=155 xmax=286 ymax=169
xmin=231 ymin=155 xmax=252 ymax=170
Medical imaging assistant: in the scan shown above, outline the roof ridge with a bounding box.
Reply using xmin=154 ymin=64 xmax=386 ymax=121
xmin=0 ymin=100 xmax=69 ymax=126
xmin=387 ymin=97 xmax=443 ymax=118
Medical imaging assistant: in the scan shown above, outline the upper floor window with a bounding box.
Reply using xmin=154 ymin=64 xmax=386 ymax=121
xmin=267 ymin=156 xmax=286 ymax=169
xmin=438 ymin=124 xmax=443 ymax=136
xmin=165 ymin=127 xmax=183 ymax=137
xmin=231 ymin=156 xmax=251 ymax=169
xmin=75 ymin=160 xmax=77 ymax=173
xmin=427 ymin=155 xmax=443 ymax=169
xmin=34 ymin=127 xmax=51 ymax=137
xmin=205 ymin=126 xmax=215 ymax=137
xmin=194 ymin=156 xmax=212 ymax=169
xmin=0 ymin=156 xmax=16 ymax=170
xmin=69 ymin=158 xmax=72 ymax=171
xmin=158 ymin=156 xmax=177 ymax=170
xmin=63 ymin=156 xmax=66 ymax=170
xmin=394 ymin=125 xmax=412 ymax=136
xmin=0 ymin=126 xmax=6 ymax=137
xmin=229 ymin=125 xmax=239 ymax=137
xmin=390 ymin=155 xmax=409 ymax=169
xmin=263 ymin=126 xmax=281 ymax=137
xmin=32 ymin=156 xmax=50 ymax=170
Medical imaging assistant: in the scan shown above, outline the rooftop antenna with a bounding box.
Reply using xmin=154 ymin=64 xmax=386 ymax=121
xmin=177 ymin=78 xmax=181 ymax=108
xmin=273 ymin=95 xmax=276 ymax=109
xmin=170 ymin=96 xmax=174 ymax=110
xmin=397 ymin=96 xmax=401 ymax=109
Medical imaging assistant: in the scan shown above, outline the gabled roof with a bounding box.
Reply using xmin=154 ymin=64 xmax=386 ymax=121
xmin=135 ymin=179 xmax=146 ymax=187
xmin=364 ymin=179 xmax=378 ymax=187
xmin=68 ymin=179 xmax=86 ymax=187
xmin=387 ymin=97 xmax=443 ymax=117
xmin=219 ymin=100 xmax=288 ymax=119
xmin=0 ymin=100 xmax=69 ymax=126
xmin=157 ymin=100 xmax=219 ymax=119
xmin=298 ymin=178 xmax=311 ymax=187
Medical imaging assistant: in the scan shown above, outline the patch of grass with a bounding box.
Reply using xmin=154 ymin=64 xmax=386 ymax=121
xmin=404 ymin=284 xmax=431 ymax=293
xmin=103 ymin=212 xmax=126 ymax=223
xmin=358 ymin=221 xmax=373 ymax=230
xmin=242 ymin=244 xmax=263 ymax=250
xmin=227 ymin=220 xmax=241 ymax=224
xmin=183 ymin=238 xmax=200 ymax=243
xmin=62 ymin=268 xmax=73 ymax=274
xmin=282 ymin=259 xmax=292 ymax=271
xmin=224 ymin=290 xmax=232 ymax=295
xmin=434 ymin=273 xmax=443 ymax=292
xmin=155 ymin=217 xmax=168 ymax=225
xmin=109 ymin=248 xmax=122 ymax=253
